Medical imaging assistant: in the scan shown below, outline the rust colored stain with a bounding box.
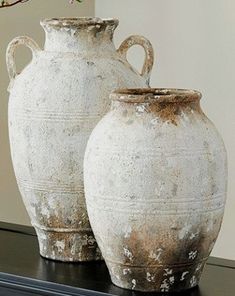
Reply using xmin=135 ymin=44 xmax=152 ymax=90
xmin=152 ymin=101 xmax=203 ymax=126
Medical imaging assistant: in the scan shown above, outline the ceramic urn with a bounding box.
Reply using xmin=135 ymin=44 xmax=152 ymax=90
xmin=6 ymin=18 xmax=154 ymax=262
xmin=84 ymin=88 xmax=227 ymax=291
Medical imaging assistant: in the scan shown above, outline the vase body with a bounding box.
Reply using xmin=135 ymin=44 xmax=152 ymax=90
xmin=84 ymin=88 xmax=227 ymax=291
xmin=7 ymin=18 xmax=154 ymax=262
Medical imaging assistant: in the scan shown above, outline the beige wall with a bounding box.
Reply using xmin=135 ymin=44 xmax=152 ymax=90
xmin=0 ymin=0 xmax=94 ymax=225
xmin=96 ymin=0 xmax=235 ymax=260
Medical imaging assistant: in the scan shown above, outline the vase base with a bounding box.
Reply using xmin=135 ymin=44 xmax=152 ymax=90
xmin=35 ymin=227 xmax=102 ymax=262
xmin=107 ymin=260 xmax=204 ymax=292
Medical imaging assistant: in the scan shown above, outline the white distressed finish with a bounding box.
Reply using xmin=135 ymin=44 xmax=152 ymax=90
xmin=6 ymin=18 xmax=154 ymax=262
xmin=84 ymin=88 xmax=227 ymax=291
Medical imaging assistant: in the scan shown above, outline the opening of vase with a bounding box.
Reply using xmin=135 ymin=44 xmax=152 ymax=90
xmin=111 ymin=88 xmax=202 ymax=104
xmin=40 ymin=17 xmax=119 ymax=53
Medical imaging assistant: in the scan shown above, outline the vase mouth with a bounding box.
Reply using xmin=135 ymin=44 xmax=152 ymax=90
xmin=41 ymin=17 xmax=119 ymax=29
xmin=111 ymin=88 xmax=202 ymax=103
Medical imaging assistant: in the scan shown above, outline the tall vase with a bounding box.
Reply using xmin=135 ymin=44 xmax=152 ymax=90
xmin=84 ymin=88 xmax=227 ymax=291
xmin=6 ymin=18 xmax=154 ymax=262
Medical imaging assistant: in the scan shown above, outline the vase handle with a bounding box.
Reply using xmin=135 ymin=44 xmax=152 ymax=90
xmin=6 ymin=36 xmax=41 ymax=90
xmin=117 ymin=35 xmax=154 ymax=86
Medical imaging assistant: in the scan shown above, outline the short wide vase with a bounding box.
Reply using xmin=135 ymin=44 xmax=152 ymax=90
xmin=84 ymin=88 xmax=227 ymax=291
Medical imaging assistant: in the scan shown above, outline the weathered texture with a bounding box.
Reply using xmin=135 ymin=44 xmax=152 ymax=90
xmin=84 ymin=88 xmax=228 ymax=291
xmin=6 ymin=18 xmax=154 ymax=262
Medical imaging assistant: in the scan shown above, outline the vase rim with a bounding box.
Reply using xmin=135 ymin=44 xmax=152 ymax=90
xmin=41 ymin=17 xmax=119 ymax=29
xmin=111 ymin=88 xmax=202 ymax=103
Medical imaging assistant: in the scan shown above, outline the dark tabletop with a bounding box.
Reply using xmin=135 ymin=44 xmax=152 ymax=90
xmin=0 ymin=222 xmax=234 ymax=296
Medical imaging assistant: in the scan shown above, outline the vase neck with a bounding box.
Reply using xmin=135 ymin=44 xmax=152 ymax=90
xmin=110 ymin=88 xmax=202 ymax=124
xmin=41 ymin=17 xmax=118 ymax=53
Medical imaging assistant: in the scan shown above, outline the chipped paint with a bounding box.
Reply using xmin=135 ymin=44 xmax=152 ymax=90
xmin=55 ymin=240 xmax=65 ymax=252
xmin=131 ymin=279 xmax=136 ymax=289
xmin=190 ymin=275 xmax=197 ymax=287
xmin=180 ymin=271 xmax=189 ymax=281
xmin=160 ymin=279 xmax=170 ymax=292
xmin=146 ymin=272 xmax=155 ymax=282
xmin=123 ymin=268 xmax=131 ymax=275
xmin=124 ymin=247 xmax=134 ymax=261
xmin=164 ymin=268 xmax=173 ymax=276
xmin=188 ymin=250 xmax=198 ymax=260
xmin=149 ymin=248 xmax=163 ymax=262
xmin=190 ymin=231 xmax=199 ymax=240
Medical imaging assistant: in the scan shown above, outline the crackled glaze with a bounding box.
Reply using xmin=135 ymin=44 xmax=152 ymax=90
xmin=84 ymin=88 xmax=227 ymax=291
xmin=6 ymin=18 xmax=154 ymax=262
